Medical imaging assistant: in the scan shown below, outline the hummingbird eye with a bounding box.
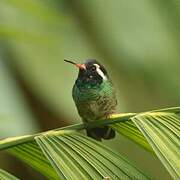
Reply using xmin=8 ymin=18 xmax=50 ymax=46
xmin=91 ymin=66 xmax=96 ymax=71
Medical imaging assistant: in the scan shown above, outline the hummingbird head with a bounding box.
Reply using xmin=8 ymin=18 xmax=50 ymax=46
xmin=64 ymin=59 xmax=108 ymax=86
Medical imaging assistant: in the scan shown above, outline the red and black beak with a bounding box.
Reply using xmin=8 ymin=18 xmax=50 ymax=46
xmin=64 ymin=59 xmax=86 ymax=70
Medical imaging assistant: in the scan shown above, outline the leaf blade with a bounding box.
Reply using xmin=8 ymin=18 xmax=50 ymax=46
xmin=7 ymin=142 xmax=59 ymax=180
xmin=0 ymin=169 xmax=19 ymax=180
xmin=131 ymin=111 xmax=180 ymax=179
xmin=35 ymin=131 xmax=150 ymax=180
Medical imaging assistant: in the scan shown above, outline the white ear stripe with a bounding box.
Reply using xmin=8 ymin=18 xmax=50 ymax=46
xmin=94 ymin=64 xmax=107 ymax=80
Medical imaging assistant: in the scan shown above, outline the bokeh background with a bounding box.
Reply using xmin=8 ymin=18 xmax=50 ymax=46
xmin=0 ymin=0 xmax=180 ymax=179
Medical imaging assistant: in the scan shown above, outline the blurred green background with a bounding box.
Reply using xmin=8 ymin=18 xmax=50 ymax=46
xmin=0 ymin=0 xmax=179 ymax=179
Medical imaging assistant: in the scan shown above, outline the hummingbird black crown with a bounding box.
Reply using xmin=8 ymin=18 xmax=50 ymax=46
xmin=77 ymin=59 xmax=109 ymax=86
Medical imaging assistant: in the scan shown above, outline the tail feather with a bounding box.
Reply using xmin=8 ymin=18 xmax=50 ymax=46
xmin=86 ymin=126 xmax=115 ymax=141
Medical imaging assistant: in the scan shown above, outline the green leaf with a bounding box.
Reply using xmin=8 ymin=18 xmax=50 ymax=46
xmin=7 ymin=142 xmax=58 ymax=180
xmin=110 ymin=108 xmax=180 ymax=179
xmin=35 ymin=130 xmax=150 ymax=180
xmin=0 ymin=169 xmax=19 ymax=180
xmin=110 ymin=120 xmax=153 ymax=152
xmin=0 ymin=113 xmax=132 ymax=151
xmin=0 ymin=107 xmax=179 ymax=179
xmin=131 ymin=111 xmax=180 ymax=179
xmin=4 ymin=130 xmax=150 ymax=179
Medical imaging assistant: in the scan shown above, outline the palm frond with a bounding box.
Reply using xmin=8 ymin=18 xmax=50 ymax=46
xmin=0 ymin=107 xmax=179 ymax=179
xmin=110 ymin=108 xmax=180 ymax=179
xmin=0 ymin=113 xmax=133 ymax=150
xmin=111 ymin=120 xmax=152 ymax=152
xmin=131 ymin=110 xmax=180 ymax=179
xmin=35 ymin=130 xmax=149 ymax=179
xmin=0 ymin=169 xmax=19 ymax=180
xmin=3 ymin=130 xmax=150 ymax=179
xmin=8 ymin=142 xmax=58 ymax=179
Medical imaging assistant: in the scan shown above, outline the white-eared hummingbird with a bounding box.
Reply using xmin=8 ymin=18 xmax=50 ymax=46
xmin=64 ymin=59 xmax=117 ymax=141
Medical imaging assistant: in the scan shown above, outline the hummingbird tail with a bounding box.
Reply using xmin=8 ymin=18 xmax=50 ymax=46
xmin=86 ymin=126 xmax=115 ymax=141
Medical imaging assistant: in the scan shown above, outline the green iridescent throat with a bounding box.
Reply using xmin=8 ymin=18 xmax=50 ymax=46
xmin=73 ymin=80 xmax=113 ymax=101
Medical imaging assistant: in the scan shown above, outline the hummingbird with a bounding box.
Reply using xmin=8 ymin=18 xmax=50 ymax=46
xmin=64 ymin=59 xmax=117 ymax=141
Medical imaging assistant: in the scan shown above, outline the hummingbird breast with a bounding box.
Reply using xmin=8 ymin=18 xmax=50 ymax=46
xmin=72 ymin=80 xmax=117 ymax=122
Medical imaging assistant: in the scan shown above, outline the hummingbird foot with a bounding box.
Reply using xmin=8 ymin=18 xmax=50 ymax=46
xmin=86 ymin=126 xmax=115 ymax=141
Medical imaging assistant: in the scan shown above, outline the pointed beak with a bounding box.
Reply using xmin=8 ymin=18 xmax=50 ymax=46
xmin=64 ymin=59 xmax=86 ymax=70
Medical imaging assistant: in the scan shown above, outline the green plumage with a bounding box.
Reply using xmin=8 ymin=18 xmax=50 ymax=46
xmin=73 ymin=80 xmax=117 ymax=122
